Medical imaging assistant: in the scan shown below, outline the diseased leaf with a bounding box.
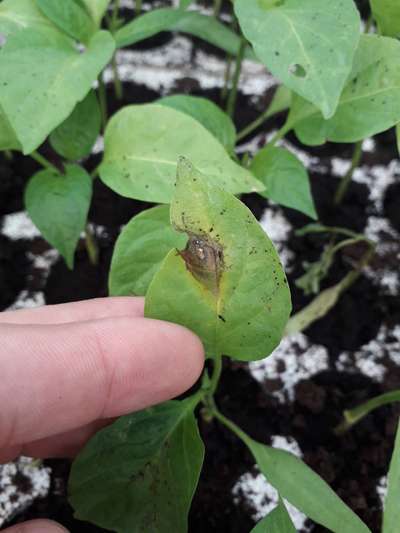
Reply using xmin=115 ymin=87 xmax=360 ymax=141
xmin=36 ymin=0 xmax=96 ymax=42
xmin=234 ymin=0 xmax=361 ymax=119
xmin=250 ymin=146 xmax=317 ymax=219
xmin=0 ymin=28 xmax=115 ymax=154
xmin=24 ymin=164 xmax=92 ymax=269
xmin=159 ymin=94 xmax=236 ymax=153
xmin=244 ymin=437 xmax=371 ymax=533
xmin=0 ymin=104 xmax=20 ymax=151
xmin=99 ymin=104 xmax=263 ymax=203
xmin=145 ymin=158 xmax=291 ymax=361
xmin=383 ymin=419 xmax=400 ymax=533
xmin=109 ymin=205 xmax=187 ymax=297
xmin=289 ymin=35 xmax=400 ymax=144
xmin=370 ymin=0 xmax=400 ymax=37
xmin=251 ymin=499 xmax=296 ymax=533
xmin=49 ymin=90 xmax=101 ymax=161
xmin=0 ymin=0 xmax=55 ymax=36
xmin=82 ymin=0 xmax=110 ymax=26
xmin=69 ymin=397 xmax=204 ymax=533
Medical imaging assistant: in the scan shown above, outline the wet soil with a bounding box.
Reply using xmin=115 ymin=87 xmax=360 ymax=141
xmin=2 ymin=1 xmax=400 ymax=532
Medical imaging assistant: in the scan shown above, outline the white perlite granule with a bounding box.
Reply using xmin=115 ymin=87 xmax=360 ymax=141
xmin=259 ymin=207 xmax=294 ymax=272
xmin=1 ymin=212 xmax=40 ymax=241
xmin=0 ymin=457 xmax=51 ymax=527
xmin=232 ymin=436 xmax=308 ymax=530
xmin=376 ymin=476 xmax=388 ymax=507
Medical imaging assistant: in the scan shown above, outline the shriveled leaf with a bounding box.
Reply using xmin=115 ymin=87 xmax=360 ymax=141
xmin=109 ymin=205 xmax=187 ymax=297
xmin=159 ymin=94 xmax=236 ymax=152
xmin=24 ymin=164 xmax=92 ymax=269
xmin=0 ymin=104 xmax=20 ymax=151
xmin=370 ymin=0 xmax=400 ymax=37
xmin=250 ymin=146 xmax=317 ymax=219
xmin=99 ymin=104 xmax=263 ymax=203
xmin=82 ymin=0 xmax=110 ymax=26
xmin=234 ymin=0 xmax=361 ymax=119
xmin=0 ymin=0 xmax=55 ymax=36
xmin=290 ymin=35 xmax=400 ymax=144
xmin=0 ymin=28 xmax=115 ymax=154
xmin=49 ymin=90 xmax=101 ymax=161
xmin=245 ymin=437 xmax=371 ymax=533
xmin=145 ymin=158 xmax=291 ymax=361
xmin=69 ymin=397 xmax=204 ymax=533
xmin=383 ymin=419 xmax=400 ymax=533
xmin=36 ymin=0 xmax=96 ymax=42
xmin=251 ymin=499 xmax=296 ymax=533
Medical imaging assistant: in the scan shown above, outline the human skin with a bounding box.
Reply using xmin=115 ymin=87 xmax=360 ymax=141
xmin=0 ymin=297 xmax=204 ymax=533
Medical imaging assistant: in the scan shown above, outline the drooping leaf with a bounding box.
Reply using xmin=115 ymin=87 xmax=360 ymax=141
xmin=0 ymin=27 xmax=115 ymax=154
xmin=69 ymin=397 xmax=204 ymax=533
xmin=370 ymin=0 xmax=400 ymax=37
xmin=99 ymin=104 xmax=263 ymax=203
xmin=383 ymin=419 xmax=400 ymax=533
xmin=289 ymin=35 xmax=400 ymax=144
xmin=159 ymin=94 xmax=236 ymax=153
xmin=49 ymin=90 xmax=101 ymax=161
xmin=0 ymin=0 xmax=55 ymax=37
xmin=251 ymin=499 xmax=296 ymax=533
xmin=36 ymin=0 xmax=96 ymax=43
xmin=244 ymin=437 xmax=371 ymax=533
xmin=109 ymin=205 xmax=187 ymax=297
xmin=115 ymin=8 xmax=256 ymax=59
xmin=24 ymin=164 xmax=92 ymax=269
xmin=0 ymin=104 xmax=20 ymax=151
xmin=82 ymin=0 xmax=110 ymax=26
xmin=250 ymin=146 xmax=317 ymax=219
xmin=145 ymin=158 xmax=291 ymax=361
xmin=234 ymin=0 xmax=361 ymax=119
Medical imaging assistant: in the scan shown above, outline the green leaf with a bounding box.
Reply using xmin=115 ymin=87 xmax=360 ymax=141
xmin=180 ymin=0 xmax=193 ymax=8
xmin=36 ymin=0 xmax=96 ymax=43
xmin=250 ymin=146 xmax=317 ymax=219
xmin=159 ymin=94 xmax=236 ymax=153
xmin=0 ymin=27 xmax=115 ymax=154
xmin=24 ymin=164 xmax=92 ymax=269
xmin=251 ymin=499 xmax=296 ymax=533
xmin=264 ymin=86 xmax=292 ymax=120
xmin=69 ymin=397 xmax=204 ymax=533
xmin=234 ymin=0 xmax=361 ymax=119
xmin=145 ymin=158 xmax=291 ymax=361
xmin=370 ymin=0 xmax=400 ymax=37
xmin=82 ymin=0 xmax=110 ymax=26
xmin=109 ymin=205 xmax=187 ymax=297
xmin=383 ymin=419 xmax=400 ymax=533
xmin=0 ymin=104 xmax=20 ymax=151
xmin=115 ymin=8 xmax=256 ymax=59
xmin=245 ymin=437 xmax=371 ymax=533
xmin=289 ymin=35 xmax=400 ymax=144
xmin=0 ymin=0 xmax=55 ymax=37
xmin=49 ymin=90 xmax=101 ymax=161
xmin=99 ymin=104 xmax=263 ymax=203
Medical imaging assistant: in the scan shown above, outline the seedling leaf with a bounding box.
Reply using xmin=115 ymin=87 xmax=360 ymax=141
xmin=0 ymin=0 xmax=56 ymax=37
xmin=36 ymin=0 xmax=96 ymax=43
xmin=251 ymin=499 xmax=296 ymax=533
xmin=82 ymin=0 xmax=110 ymax=26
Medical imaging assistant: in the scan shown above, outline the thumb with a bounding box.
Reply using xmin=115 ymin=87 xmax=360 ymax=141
xmin=3 ymin=520 xmax=69 ymax=532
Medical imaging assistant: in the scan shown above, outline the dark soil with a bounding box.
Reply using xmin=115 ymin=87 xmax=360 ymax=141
xmin=2 ymin=1 xmax=400 ymax=532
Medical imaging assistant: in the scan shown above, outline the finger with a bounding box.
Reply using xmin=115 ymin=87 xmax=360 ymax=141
xmin=2 ymin=519 xmax=69 ymax=533
xmin=0 ymin=317 xmax=204 ymax=449
xmin=0 ymin=297 xmax=145 ymax=325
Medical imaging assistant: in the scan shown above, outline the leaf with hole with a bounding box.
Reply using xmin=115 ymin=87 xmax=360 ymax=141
xmin=36 ymin=0 xmax=96 ymax=43
xmin=49 ymin=90 xmax=101 ymax=161
xmin=289 ymin=35 xmax=400 ymax=144
xmin=145 ymin=158 xmax=291 ymax=360
xmin=24 ymin=164 xmax=92 ymax=269
xmin=99 ymin=104 xmax=263 ymax=203
xmin=69 ymin=397 xmax=204 ymax=533
xmin=234 ymin=0 xmax=361 ymax=119
xmin=250 ymin=146 xmax=317 ymax=219
xmin=159 ymin=94 xmax=236 ymax=153
xmin=0 ymin=27 xmax=114 ymax=154
xmin=251 ymin=499 xmax=296 ymax=533
xmin=109 ymin=205 xmax=187 ymax=297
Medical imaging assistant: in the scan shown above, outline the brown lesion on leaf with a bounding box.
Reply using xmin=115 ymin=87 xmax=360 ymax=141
xmin=178 ymin=233 xmax=224 ymax=295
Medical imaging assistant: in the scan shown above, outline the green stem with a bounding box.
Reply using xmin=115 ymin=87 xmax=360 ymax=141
xmin=213 ymin=407 xmax=251 ymax=446
xmin=213 ymin=0 xmax=223 ymax=17
xmin=30 ymin=151 xmax=59 ymax=173
xmin=136 ymin=0 xmax=142 ymax=16
xmin=221 ymin=55 xmax=233 ymax=102
xmin=111 ymin=55 xmax=123 ymax=100
xmin=85 ymin=224 xmax=99 ymax=266
xmin=334 ymin=140 xmax=363 ymax=205
xmin=209 ymin=355 xmax=223 ymax=397
xmin=268 ymin=122 xmax=291 ymax=146
xmin=236 ymin=108 xmax=272 ymax=142
xmin=98 ymin=73 xmax=108 ymax=132
xmin=226 ymin=36 xmax=246 ymax=118
xmin=111 ymin=0 xmax=120 ymax=29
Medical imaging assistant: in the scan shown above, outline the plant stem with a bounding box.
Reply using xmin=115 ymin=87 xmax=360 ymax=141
xmin=98 ymin=73 xmax=108 ymax=132
xmin=85 ymin=224 xmax=99 ymax=266
xmin=268 ymin=122 xmax=291 ymax=146
xmin=226 ymin=35 xmax=246 ymax=118
xmin=221 ymin=55 xmax=233 ymax=102
xmin=236 ymin=108 xmax=272 ymax=142
xmin=111 ymin=55 xmax=123 ymax=100
xmin=334 ymin=140 xmax=363 ymax=205
xmin=111 ymin=0 xmax=120 ymax=29
xmin=136 ymin=0 xmax=142 ymax=16
xmin=213 ymin=0 xmax=223 ymax=17
xmin=213 ymin=407 xmax=251 ymax=446
xmin=209 ymin=355 xmax=223 ymax=397
xmin=30 ymin=151 xmax=59 ymax=173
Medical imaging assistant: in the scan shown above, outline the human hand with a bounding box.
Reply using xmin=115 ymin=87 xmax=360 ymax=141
xmin=0 ymin=297 xmax=204 ymax=533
